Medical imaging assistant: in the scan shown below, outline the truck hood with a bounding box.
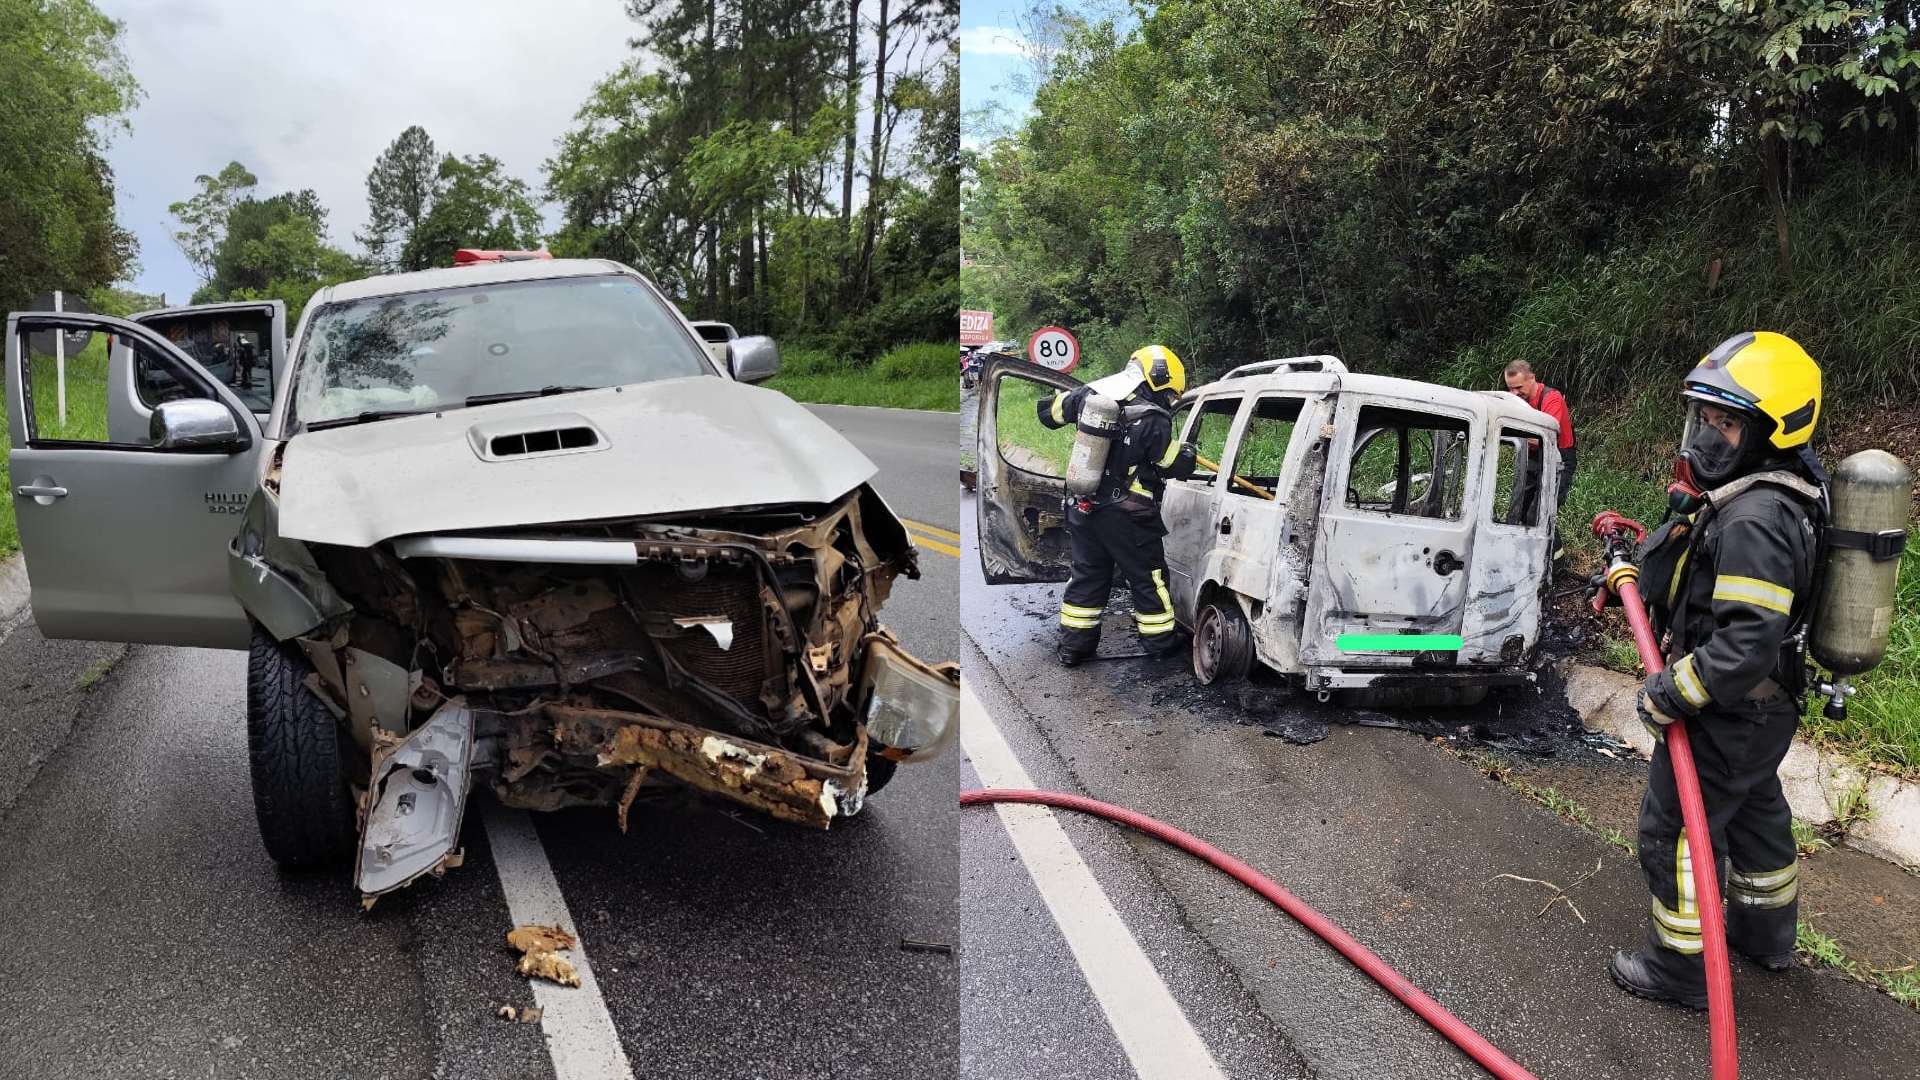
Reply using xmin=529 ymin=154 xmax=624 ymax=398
xmin=276 ymin=377 xmax=877 ymax=547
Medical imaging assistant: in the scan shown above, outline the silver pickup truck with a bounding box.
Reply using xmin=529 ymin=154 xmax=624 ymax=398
xmin=5 ymin=256 xmax=956 ymax=903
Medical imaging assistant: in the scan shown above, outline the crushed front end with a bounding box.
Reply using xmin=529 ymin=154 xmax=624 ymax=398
xmin=276 ymin=486 xmax=956 ymax=902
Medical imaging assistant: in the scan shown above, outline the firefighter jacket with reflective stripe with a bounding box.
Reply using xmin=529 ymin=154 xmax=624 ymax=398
xmin=1038 ymin=385 xmax=1195 ymax=505
xmin=1647 ymin=478 xmax=1818 ymax=714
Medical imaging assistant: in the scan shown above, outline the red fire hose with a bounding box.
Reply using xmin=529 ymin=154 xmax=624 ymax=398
xmin=961 ymin=787 xmax=1542 ymax=1080
xmin=1592 ymin=511 xmax=1738 ymax=1079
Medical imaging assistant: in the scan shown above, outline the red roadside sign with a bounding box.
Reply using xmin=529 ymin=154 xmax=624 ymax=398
xmin=960 ymin=309 xmax=993 ymax=347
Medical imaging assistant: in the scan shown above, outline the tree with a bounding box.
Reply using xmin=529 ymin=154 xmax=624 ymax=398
xmin=549 ymin=0 xmax=954 ymax=346
xmin=400 ymin=154 xmax=543 ymax=270
xmin=167 ymin=162 xmax=257 ymax=285
xmin=182 ymin=183 xmax=362 ymax=324
xmin=0 ymin=0 xmax=141 ymax=312
xmin=359 ymin=126 xmax=441 ymax=271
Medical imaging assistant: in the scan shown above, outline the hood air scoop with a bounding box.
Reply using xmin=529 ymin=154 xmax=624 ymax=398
xmin=466 ymin=412 xmax=608 ymax=462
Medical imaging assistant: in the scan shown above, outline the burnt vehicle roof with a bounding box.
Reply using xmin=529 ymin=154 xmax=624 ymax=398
xmin=1187 ymin=369 xmax=1560 ymax=434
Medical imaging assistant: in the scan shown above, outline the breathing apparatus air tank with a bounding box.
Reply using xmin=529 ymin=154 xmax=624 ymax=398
xmin=1064 ymin=390 xmax=1122 ymax=497
xmin=1809 ymin=449 xmax=1913 ymax=718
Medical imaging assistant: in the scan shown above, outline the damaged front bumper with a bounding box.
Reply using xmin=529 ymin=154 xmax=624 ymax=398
xmin=350 ymin=631 xmax=959 ymax=903
xmin=324 ymin=488 xmax=957 ymax=904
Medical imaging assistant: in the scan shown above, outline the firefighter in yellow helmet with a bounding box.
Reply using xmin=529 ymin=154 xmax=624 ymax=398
xmin=1036 ymin=345 xmax=1196 ymax=664
xmin=1610 ymin=332 xmax=1826 ymax=1009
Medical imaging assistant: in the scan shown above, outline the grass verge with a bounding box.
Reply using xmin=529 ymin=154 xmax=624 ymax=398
xmin=1797 ymin=918 xmax=1920 ymax=1011
xmin=1459 ymin=748 xmax=1636 ymax=856
xmin=766 ymin=341 xmax=960 ymax=412
xmin=2 ymin=338 xmax=113 ymax=559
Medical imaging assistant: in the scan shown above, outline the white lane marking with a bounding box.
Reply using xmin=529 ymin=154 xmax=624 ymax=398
xmin=961 ymin=683 xmax=1230 ymax=1080
xmin=483 ymin=801 xmax=636 ymax=1080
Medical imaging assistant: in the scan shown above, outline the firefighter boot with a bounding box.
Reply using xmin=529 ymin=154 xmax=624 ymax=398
xmin=1609 ymin=927 xmax=1708 ymax=1011
xmin=1143 ymin=628 xmax=1187 ymax=660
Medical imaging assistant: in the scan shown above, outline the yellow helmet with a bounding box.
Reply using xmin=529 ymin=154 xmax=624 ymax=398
xmin=1130 ymin=345 xmax=1186 ymax=395
xmin=1684 ymin=331 xmax=1822 ymax=451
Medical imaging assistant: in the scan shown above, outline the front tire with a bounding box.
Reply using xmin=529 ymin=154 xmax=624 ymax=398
xmin=246 ymin=622 xmax=357 ymax=868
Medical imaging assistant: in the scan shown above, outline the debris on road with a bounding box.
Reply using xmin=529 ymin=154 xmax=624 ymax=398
xmin=496 ymin=1004 xmax=545 ymax=1024
xmin=1486 ymin=858 xmax=1605 ymax=925
xmin=509 ymin=923 xmax=583 ymax=987
xmin=1262 ymin=717 xmax=1329 ymax=745
xmin=518 ymin=950 xmax=582 ymax=988
xmin=507 ymin=923 xmax=577 ymax=954
xmin=900 ymin=937 xmax=954 ymax=955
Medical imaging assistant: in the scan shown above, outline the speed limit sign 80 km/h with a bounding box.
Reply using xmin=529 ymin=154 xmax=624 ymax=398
xmin=1026 ymin=326 xmax=1080 ymax=373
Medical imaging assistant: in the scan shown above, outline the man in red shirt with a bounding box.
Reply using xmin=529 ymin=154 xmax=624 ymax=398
xmin=1505 ymin=360 xmax=1577 ymax=508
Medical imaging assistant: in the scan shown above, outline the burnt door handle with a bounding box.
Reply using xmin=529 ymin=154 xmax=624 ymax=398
xmin=1433 ymin=550 xmax=1462 ymax=575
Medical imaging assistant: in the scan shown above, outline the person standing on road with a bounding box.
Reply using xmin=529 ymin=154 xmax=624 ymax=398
xmin=1505 ymin=359 xmax=1577 ymax=502
xmin=1609 ymin=331 xmax=1825 ymax=1009
xmin=235 ymin=337 xmax=258 ymax=391
xmin=1037 ymin=345 xmax=1196 ymax=665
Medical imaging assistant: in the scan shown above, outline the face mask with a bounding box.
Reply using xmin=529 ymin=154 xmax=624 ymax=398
xmin=1677 ymin=407 xmax=1752 ymax=488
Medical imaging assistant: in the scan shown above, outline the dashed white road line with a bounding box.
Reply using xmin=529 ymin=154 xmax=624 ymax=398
xmin=483 ymin=801 xmax=636 ymax=1080
xmin=961 ymin=683 xmax=1229 ymax=1080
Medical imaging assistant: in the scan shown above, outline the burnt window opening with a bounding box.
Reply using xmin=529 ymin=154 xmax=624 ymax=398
xmin=993 ymin=369 xmax=1075 ymax=479
xmin=1178 ymin=395 xmax=1242 ymax=483
xmin=1225 ymin=395 xmax=1305 ymax=499
xmin=1345 ymin=405 xmax=1469 ymax=521
xmin=489 ymin=427 xmax=599 ymax=457
xmin=1491 ymin=427 xmax=1544 ymax=529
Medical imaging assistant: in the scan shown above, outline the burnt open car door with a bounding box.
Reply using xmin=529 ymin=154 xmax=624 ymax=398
xmin=976 ymin=356 xmax=1080 ymax=583
xmin=5 ymin=312 xmax=265 ymax=649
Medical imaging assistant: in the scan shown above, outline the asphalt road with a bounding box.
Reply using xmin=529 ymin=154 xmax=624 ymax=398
xmin=0 ymin=403 xmax=961 ymax=1080
xmin=957 ymin=491 xmax=1920 ymax=1080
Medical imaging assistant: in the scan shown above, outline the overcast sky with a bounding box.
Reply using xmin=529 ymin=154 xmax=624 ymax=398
xmin=959 ymin=1 xmax=1033 ymax=149
xmin=100 ymin=0 xmax=637 ymax=304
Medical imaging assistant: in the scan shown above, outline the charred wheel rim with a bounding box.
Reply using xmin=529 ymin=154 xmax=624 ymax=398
xmin=1192 ymin=599 xmax=1252 ymax=684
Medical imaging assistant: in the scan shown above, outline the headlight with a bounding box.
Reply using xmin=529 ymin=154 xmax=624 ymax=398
xmin=857 ymin=634 xmax=958 ymax=763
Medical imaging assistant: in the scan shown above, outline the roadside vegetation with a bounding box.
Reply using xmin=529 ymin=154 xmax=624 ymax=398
xmin=0 ymin=336 xmax=113 ymax=558
xmin=1797 ymin=917 xmax=1920 ymax=1011
xmin=767 ymin=342 xmax=959 ymax=411
xmin=964 ymin=0 xmax=1920 ymax=774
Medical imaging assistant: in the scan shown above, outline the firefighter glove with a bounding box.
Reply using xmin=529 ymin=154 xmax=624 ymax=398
xmin=1638 ymin=669 xmax=1694 ymax=743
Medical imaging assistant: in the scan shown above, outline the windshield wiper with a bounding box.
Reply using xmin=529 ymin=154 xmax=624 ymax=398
xmin=465 ymin=385 xmax=598 ymax=407
xmin=304 ymin=406 xmax=441 ymax=432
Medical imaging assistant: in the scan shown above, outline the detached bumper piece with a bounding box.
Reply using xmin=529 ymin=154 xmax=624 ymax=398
xmin=544 ymin=704 xmax=869 ymax=830
xmin=355 ymin=699 xmax=474 ymax=905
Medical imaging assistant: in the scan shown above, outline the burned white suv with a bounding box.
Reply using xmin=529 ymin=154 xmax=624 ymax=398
xmin=5 ymin=256 xmax=956 ymax=903
xmin=978 ymin=355 xmax=1560 ymax=705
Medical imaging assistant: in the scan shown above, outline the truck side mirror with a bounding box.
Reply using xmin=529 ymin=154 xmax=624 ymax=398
xmin=728 ymin=336 xmax=780 ymax=384
xmin=151 ymin=398 xmax=244 ymax=451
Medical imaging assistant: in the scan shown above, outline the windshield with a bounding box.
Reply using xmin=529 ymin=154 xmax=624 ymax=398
xmin=290 ymin=274 xmax=711 ymax=428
